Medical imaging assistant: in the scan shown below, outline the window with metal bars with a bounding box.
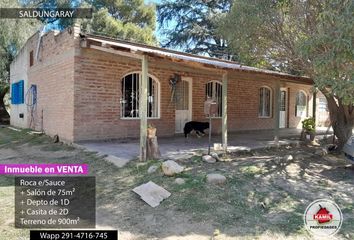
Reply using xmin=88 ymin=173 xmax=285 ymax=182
xmin=280 ymin=90 xmax=286 ymax=111
xmin=259 ymin=86 xmax=272 ymax=117
xmin=205 ymin=81 xmax=222 ymax=117
xmin=318 ymin=97 xmax=328 ymax=112
xmin=120 ymin=73 xmax=159 ymax=118
xmin=295 ymin=91 xmax=307 ymax=117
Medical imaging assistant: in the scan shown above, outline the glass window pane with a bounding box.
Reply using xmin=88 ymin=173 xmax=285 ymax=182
xmin=259 ymin=87 xmax=271 ymax=117
xmin=176 ymin=80 xmax=189 ymax=110
xmin=121 ymin=74 xmax=159 ymax=118
xmin=296 ymin=91 xmax=307 ymax=117
xmin=205 ymin=81 xmax=222 ymax=117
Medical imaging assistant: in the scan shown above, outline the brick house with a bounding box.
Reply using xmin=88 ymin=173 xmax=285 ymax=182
xmin=10 ymin=25 xmax=329 ymax=148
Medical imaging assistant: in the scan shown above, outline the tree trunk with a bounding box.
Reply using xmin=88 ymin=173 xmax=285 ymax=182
xmin=0 ymin=86 xmax=10 ymax=124
xmin=333 ymin=124 xmax=353 ymax=150
xmin=325 ymin=94 xmax=354 ymax=150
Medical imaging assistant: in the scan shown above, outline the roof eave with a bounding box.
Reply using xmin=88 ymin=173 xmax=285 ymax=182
xmin=82 ymin=33 xmax=313 ymax=85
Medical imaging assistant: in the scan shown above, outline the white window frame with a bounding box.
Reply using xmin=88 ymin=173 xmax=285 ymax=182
xmin=295 ymin=90 xmax=307 ymax=117
xmin=259 ymin=86 xmax=273 ymax=118
xmin=205 ymin=80 xmax=223 ymax=118
xmin=120 ymin=72 xmax=160 ymax=119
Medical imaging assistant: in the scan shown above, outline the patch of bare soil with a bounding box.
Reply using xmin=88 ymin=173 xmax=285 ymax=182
xmin=0 ymin=129 xmax=353 ymax=240
xmin=93 ymin=145 xmax=354 ymax=240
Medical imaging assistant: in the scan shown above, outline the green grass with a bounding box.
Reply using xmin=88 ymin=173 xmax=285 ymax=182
xmin=40 ymin=143 xmax=76 ymax=152
xmin=239 ymin=165 xmax=264 ymax=176
xmin=190 ymin=155 xmax=202 ymax=163
xmin=0 ymin=186 xmax=31 ymax=239
xmin=0 ymin=127 xmax=49 ymax=146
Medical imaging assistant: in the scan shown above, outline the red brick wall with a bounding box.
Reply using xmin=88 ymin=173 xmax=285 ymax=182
xmin=26 ymin=29 xmax=77 ymax=141
xmin=73 ymin=47 xmax=313 ymax=141
xmin=73 ymin=48 xmax=222 ymax=141
xmin=15 ymin=28 xmax=314 ymax=142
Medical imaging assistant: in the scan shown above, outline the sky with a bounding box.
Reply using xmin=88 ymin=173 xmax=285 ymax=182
xmin=146 ymin=0 xmax=164 ymax=43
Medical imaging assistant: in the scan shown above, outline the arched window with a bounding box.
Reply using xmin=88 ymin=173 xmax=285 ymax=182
xmin=205 ymin=81 xmax=222 ymax=117
xmin=120 ymin=73 xmax=160 ymax=118
xmin=295 ymin=91 xmax=307 ymax=117
xmin=259 ymin=86 xmax=272 ymax=117
xmin=318 ymin=97 xmax=328 ymax=112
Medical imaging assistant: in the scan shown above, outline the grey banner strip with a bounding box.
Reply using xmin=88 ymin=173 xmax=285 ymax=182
xmin=0 ymin=8 xmax=92 ymax=19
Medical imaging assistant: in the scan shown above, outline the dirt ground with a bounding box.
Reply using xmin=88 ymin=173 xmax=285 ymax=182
xmin=0 ymin=127 xmax=353 ymax=240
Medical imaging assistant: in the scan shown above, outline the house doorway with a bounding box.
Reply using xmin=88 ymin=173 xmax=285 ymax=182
xmin=175 ymin=77 xmax=192 ymax=133
xmin=279 ymin=88 xmax=288 ymax=128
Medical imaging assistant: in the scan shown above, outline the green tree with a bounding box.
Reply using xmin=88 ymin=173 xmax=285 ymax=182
xmin=0 ymin=0 xmax=40 ymax=123
xmin=82 ymin=0 xmax=156 ymax=45
xmin=0 ymin=0 xmax=156 ymax=124
xmin=23 ymin=0 xmax=157 ymax=45
xmin=22 ymin=0 xmax=75 ymax=28
xmin=219 ymin=0 xmax=354 ymax=149
xmin=158 ymin=0 xmax=233 ymax=58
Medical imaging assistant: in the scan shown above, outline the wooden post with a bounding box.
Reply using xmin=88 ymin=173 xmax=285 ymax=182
xmin=140 ymin=55 xmax=148 ymax=161
xmin=222 ymin=72 xmax=228 ymax=152
xmin=208 ymin=113 xmax=212 ymax=155
xmin=274 ymin=80 xmax=281 ymax=144
xmin=312 ymin=90 xmax=317 ymax=122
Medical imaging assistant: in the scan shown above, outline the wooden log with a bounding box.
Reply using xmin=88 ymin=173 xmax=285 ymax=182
xmin=147 ymin=136 xmax=161 ymax=160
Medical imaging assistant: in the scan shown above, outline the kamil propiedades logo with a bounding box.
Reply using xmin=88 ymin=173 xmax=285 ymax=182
xmin=314 ymin=204 xmax=332 ymax=224
xmin=304 ymin=199 xmax=343 ymax=237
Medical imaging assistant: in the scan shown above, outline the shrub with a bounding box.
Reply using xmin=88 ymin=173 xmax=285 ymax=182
xmin=302 ymin=117 xmax=316 ymax=133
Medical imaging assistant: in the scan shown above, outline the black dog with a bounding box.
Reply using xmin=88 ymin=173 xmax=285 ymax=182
xmin=184 ymin=121 xmax=209 ymax=138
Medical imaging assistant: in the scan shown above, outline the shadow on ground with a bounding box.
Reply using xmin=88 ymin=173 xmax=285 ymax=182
xmin=0 ymin=127 xmax=352 ymax=240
